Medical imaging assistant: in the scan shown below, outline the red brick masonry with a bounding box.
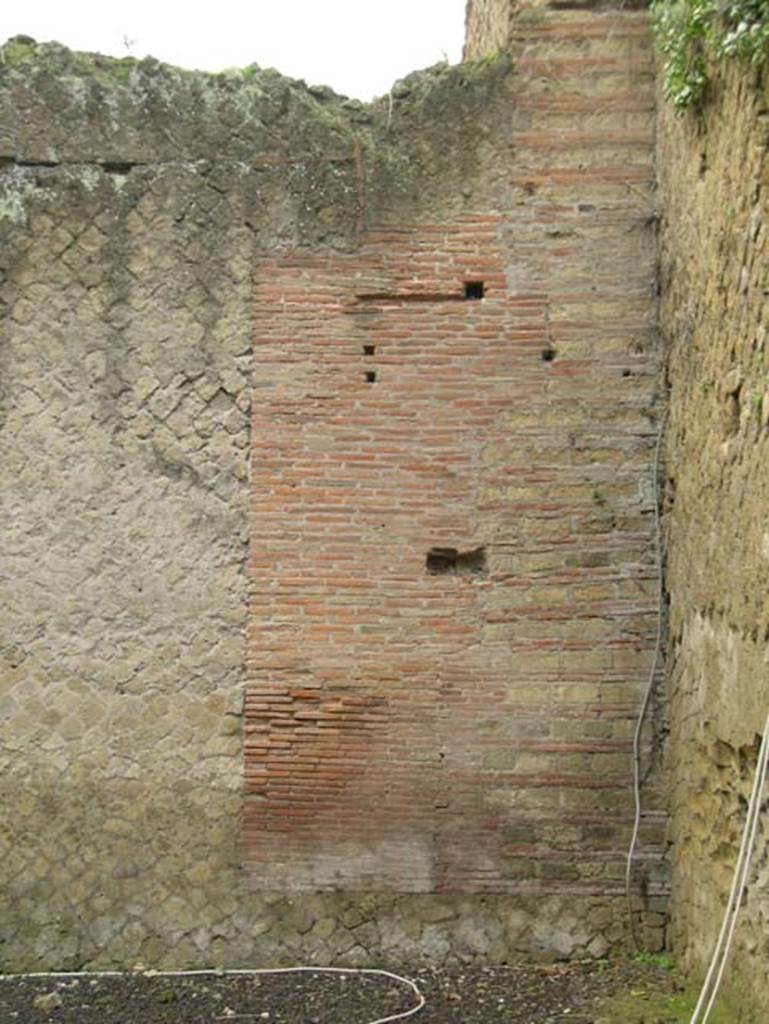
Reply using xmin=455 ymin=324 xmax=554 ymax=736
xmin=246 ymin=206 xmax=664 ymax=895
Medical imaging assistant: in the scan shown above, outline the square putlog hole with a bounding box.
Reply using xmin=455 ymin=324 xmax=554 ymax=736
xmin=426 ymin=546 xmax=487 ymax=576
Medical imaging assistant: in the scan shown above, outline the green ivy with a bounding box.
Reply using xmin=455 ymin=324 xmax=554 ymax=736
xmin=652 ymin=0 xmax=769 ymax=111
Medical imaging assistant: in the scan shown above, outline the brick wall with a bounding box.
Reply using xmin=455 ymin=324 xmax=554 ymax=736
xmin=245 ymin=0 xmax=666 ymax=945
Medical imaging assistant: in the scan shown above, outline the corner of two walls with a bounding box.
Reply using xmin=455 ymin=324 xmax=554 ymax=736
xmin=3 ymin=7 xmax=768 ymax=1006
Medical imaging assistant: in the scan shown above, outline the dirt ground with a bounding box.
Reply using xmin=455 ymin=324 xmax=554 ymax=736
xmin=0 ymin=957 xmax=745 ymax=1024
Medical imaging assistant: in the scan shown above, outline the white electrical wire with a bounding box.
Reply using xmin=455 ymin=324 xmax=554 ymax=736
xmin=0 ymin=966 xmax=426 ymax=1024
xmin=625 ymin=408 xmax=668 ymax=948
xmin=688 ymin=713 xmax=769 ymax=1024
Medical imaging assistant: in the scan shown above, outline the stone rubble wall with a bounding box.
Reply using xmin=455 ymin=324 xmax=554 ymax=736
xmin=657 ymin=58 xmax=769 ymax=1019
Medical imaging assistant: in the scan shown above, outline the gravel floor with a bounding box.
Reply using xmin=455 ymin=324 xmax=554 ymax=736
xmin=0 ymin=959 xmax=686 ymax=1024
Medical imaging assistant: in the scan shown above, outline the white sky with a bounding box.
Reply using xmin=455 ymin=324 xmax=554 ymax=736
xmin=0 ymin=1 xmax=468 ymax=100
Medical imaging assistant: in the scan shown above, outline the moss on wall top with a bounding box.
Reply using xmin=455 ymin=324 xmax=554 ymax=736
xmin=0 ymin=35 xmax=512 ymax=237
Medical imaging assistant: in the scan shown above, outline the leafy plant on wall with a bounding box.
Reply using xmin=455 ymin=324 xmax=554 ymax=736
xmin=652 ymin=0 xmax=769 ymax=110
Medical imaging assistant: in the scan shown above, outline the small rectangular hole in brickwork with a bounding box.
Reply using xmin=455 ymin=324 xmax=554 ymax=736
xmin=464 ymin=281 xmax=484 ymax=300
xmin=426 ymin=546 xmax=487 ymax=576
xmin=363 ymin=345 xmax=376 ymax=356
xmin=101 ymin=161 xmax=135 ymax=174
xmin=365 ymin=370 xmax=377 ymax=383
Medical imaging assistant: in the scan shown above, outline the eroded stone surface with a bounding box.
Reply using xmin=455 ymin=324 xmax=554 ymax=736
xmin=658 ymin=56 xmax=769 ymax=1021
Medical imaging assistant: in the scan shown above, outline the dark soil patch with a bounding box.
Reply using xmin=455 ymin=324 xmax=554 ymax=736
xmin=0 ymin=959 xmax=685 ymax=1024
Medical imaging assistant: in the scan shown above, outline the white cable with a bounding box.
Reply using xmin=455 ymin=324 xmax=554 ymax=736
xmin=696 ymin=731 xmax=765 ymax=1022
xmin=625 ymin=408 xmax=668 ymax=948
xmin=0 ymin=966 xmax=426 ymax=1024
xmin=701 ymin=727 xmax=768 ymax=1023
xmin=689 ymin=713 xmax=769 ymax=1024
